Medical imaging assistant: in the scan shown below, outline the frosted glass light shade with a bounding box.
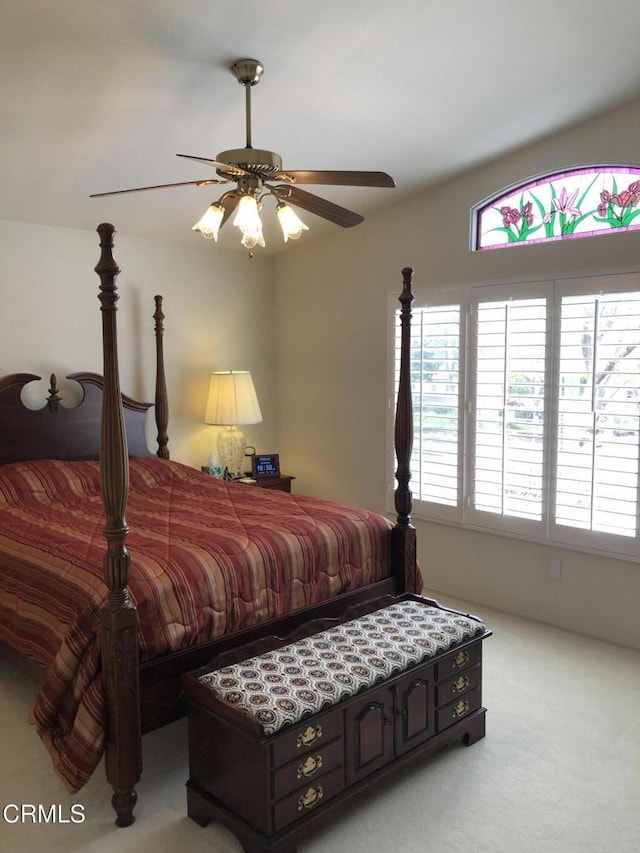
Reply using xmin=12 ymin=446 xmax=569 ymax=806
xmin=192 ymin=203 xmax=225 ymax=240
xmin=204 ymin=371 xmax=263 ymax=478
xmin=233 ymin=195 xmax=265 ymax=249
xmin=276 ymin=203 xmax=309 ymax=242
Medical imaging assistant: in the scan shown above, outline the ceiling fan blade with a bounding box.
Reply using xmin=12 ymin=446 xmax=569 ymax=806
xmin=218 ymin=193 xmax=240 ymax=227
xmin=90 ymin=178 xmax=225 ymax=198
xmin=176 ymin=153 xmax=250 ymax=177
xmin=273 ymin=185 xmax=364 ymax=227
xmin=274 ymin=170 xmax=395 ymax=188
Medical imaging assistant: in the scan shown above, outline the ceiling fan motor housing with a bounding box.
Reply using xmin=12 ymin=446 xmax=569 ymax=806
xmin=216 ymin=148 xmax=283 ymax=178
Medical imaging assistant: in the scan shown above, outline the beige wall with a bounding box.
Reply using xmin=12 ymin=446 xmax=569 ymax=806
xmin=0 ymin=220 xmax=277 ymax=467
xmin=274 ymin=95 xmax=640 ymax=649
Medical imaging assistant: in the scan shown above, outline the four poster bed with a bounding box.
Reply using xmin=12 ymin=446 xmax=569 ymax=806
xmin=0 ymin=224 xmax=420 ymax=827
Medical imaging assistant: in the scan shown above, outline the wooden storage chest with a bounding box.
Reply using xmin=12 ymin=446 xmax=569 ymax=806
xmin=183 ymin=595 xmax=490 ymax=853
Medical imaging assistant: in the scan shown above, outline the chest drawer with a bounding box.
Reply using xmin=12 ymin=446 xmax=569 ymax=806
xmin=272 ymin=765 xmax=345 ymax=832
xmin=436 ymin=687 xmax=482 ymax=732
xmin=436 ymin=663 xmax=482 ymax=705
xmin=436 ymin=640 xmax=482 ymax=680
xmin=272 ymin=736 xmax=343 ymax=801
xmin=271 ymin=707 xmax=343 ymax=768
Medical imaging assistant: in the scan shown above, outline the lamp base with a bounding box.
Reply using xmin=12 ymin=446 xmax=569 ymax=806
xmin=217 ymin=425 xmax=247 ymax=479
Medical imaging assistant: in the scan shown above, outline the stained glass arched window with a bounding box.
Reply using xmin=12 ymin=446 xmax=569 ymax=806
xmin=472 ymin=165 xmax=640 ymax=251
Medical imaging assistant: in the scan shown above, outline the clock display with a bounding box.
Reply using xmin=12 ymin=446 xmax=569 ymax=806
xmin=252 ymin=453 xmax=280 ymax=478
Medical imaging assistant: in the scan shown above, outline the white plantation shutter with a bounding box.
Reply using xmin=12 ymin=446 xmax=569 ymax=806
xmin=467 ymin=289 xmax=548 ymax=534
xmin=552 ymin=288 xmax=640 ymax=552
xmin=391 ymin=274 xmax=640 ymax=559
xmin=394 ymin=303 xmax=462 ymax=520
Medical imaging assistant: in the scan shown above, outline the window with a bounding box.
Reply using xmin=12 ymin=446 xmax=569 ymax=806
xmin=472 ymin=165 xmax=640 ymax=250
xmin=392 ymin=273 xmax=640 ymax=559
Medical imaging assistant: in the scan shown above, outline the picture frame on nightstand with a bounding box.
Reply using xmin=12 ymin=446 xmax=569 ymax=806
xmin=251 ymin=453 xmax=280 ymax=478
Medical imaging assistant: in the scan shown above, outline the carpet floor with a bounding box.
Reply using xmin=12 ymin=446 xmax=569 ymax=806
xmin=1 ymin=595 xmax=638 ymax=853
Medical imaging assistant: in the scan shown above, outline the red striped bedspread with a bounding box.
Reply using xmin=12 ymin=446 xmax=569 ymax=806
xmin=0 ymin=457 xmax=397 ymax=791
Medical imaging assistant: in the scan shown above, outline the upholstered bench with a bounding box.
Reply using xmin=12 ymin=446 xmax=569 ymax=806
xmin=183 ymin=595 xmax=490 ymax=853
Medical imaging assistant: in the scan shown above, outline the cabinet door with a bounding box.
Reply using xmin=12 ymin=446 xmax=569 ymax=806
xmin=394 ymin=664 xmax=435 ymax=757
xmin=345 ymin=686 xmax=394 ymax=785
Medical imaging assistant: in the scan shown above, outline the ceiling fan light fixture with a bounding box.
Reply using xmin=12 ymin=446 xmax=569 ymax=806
xmin=233 ymin=194 xmax=265 ymax=249
xmin=276 ymin=202 xmax=309 ymax=242
xmin=192 ymin=202 xmax=225 ymax=240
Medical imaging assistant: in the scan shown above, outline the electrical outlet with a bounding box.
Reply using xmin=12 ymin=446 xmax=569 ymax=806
xmin=548 ymin=559 xmax=561 ymax=580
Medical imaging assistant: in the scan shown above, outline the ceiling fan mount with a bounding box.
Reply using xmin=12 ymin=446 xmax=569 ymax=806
xmin=214 ymin=59 xmax=282 ymax=179
xmin=230 ymin=58 xmax=264 ymax=87
xmin=90 ymin=57 xmax=396 ymax=246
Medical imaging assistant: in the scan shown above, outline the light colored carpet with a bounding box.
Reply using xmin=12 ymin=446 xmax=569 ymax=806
xmin=1 ymin=595 xmax=639 ymax=853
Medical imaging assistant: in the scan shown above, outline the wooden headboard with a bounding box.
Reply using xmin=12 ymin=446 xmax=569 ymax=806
xmin=0 ymin=372 xmax=153 ymax=465
xmin=0 ymin=281 xmax=169 ymax=467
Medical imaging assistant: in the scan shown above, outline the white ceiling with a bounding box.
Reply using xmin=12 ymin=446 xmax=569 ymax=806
xmin=2 ymin=0 xmax=640 ymax=253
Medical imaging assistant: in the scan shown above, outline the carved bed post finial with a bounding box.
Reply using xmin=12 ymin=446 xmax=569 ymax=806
xmin=47 ymin=374 xmax=61 ymax=413
xmin=390 ymin=266 xmax=417 ymax=594
xmin=153 ymin=295 xmax=170 ymax=459
xmin=95 ymin=223 xmax=141 ymax=827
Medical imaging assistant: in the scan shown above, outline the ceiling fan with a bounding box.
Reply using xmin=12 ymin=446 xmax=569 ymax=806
xmin=91 ymin=58 xmax=395 ymax=249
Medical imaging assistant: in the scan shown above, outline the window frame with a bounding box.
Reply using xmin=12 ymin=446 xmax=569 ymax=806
xmin=388 ymin=271 xmax=640 ymax=562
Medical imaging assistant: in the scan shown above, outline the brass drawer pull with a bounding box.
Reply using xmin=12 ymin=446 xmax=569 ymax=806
xmin=297 ymin=785 xmax=324 ymax=811
xmin=452 ymin=675 xmax=470 ymax=694
xmin=452 ymin=700 xmax=470 ymax=719
xmin=452 ymin=650 xmax=470 ymax=669
xmin=296 ymin=724 xmax=323 ymax=749
xmin=297 ymin=754 xmax=323 ymax=779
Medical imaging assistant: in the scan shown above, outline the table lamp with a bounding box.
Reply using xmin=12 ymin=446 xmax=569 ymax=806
xmin=204 ymin=370 xmax=262 ymax=478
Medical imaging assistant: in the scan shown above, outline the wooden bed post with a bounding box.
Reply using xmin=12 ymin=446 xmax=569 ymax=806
xmin=153 ymin=295 xmax=170 ymax=459
xmin=390 ymin=267 xmax=418 ymax=594
xmin=95 ymin=223 xmax=141 ymax=827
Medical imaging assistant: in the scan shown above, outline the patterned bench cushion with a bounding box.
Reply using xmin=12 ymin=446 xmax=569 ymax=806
xmin=198 ymin=600 xmax=486 ymax=735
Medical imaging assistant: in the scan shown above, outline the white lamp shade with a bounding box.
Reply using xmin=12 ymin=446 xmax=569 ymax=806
xmin=204 ymin=370 xmax=263 ymax=426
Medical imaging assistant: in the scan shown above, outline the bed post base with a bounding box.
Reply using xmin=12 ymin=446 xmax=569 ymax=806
xmin=112 ymin=789 xmax=138 ymax=829
xmin=391 ymin=267 xmax=417 ymax=594
xmin=101 ymin=597 xmax=141 ymax=827
xmin=390 ymin=524 xmax=417 ymax=594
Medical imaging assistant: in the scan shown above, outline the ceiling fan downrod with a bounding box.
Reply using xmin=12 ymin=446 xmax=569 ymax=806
xmin=230 ymin=59 xmax=264 ymax=150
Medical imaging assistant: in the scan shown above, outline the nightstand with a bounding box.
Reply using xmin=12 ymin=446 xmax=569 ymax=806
xmin=246 ymin=475 xmax=295 ymax=493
